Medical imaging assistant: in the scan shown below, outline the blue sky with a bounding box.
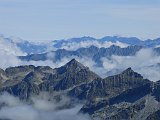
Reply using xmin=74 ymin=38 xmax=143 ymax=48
xmin=0 ymin=0 xmax=160 ymax=41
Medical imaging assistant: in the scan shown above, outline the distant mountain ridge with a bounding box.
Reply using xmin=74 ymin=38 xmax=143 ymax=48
xmin=1 ymin=35 xmax=160 ymax=54
xmin=19 ymin=45 xmax=160 ymax=66
xmin=52 ymin=36 xmax=160 ymax=50
xmin=0 ymin=35 xmax=47 ymax=54
xmin=19 ymin=45 xmax=143 ymax=61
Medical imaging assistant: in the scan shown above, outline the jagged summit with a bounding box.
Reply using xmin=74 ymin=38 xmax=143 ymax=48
xmin=53 ymin=59 xmax=100 ymax=90
xmin=122 ymin=67 xmax=134 ymax=73
xmin=68 ymin=36 xmax=96 ymax=42
xmin=62 ymin=58 xmax=88 ymax=70
xmin=66 ymin=58 xmax=78 ymax=64
xmin=121 ymin=67 xmax=143 ymax=78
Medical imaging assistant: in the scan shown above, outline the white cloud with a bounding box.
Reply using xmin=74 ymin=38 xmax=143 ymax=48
xmin=101 ymin=49 xmax=160 ymax=81
xmin=0 ymin=93 xmax=91 ymax=120
xmin=155 ymin=45 xmax=160 ymax=48
xmin=0 ymin=92 xmax=22 ymax=106
xmin=55 ymin=40 xmax=128 ymax=51
xmin=0 ymin=36 xmax=53 ymax=69
xmin=0 ymin=36 xmax=25 ymax=56
xmin=0 ymin=36 xmax=26 ymax=69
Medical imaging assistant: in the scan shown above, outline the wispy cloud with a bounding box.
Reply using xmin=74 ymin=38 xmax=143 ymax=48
xmin=55 ymin=41 xmax=128 ymax=51
xmin=0 ymin=92 xmax=90 ymax=120
xmin=101 ymin=49 xmax=160 ymax=81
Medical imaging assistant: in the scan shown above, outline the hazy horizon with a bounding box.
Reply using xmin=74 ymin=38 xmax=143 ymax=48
xmin=0 ymin=0 xmax=160 ymax=41
xmin=1 ymin=34 xmax=160 ymax=43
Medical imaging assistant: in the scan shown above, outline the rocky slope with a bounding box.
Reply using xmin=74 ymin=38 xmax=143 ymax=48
xmin=0 ymin=59 xmax=99 ymax=99
xmin=0 ymin=59 xmax=159 ymax=120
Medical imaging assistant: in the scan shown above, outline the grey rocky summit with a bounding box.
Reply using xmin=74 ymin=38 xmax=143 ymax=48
xmin=0 ymin=59 xmax=159 ymax=120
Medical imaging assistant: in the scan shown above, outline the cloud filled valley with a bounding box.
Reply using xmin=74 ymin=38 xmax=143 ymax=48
xmin=0 ymin=36 xmax=160 ymax=81
xmin=101 ymin=48 xmax=160 ymax=81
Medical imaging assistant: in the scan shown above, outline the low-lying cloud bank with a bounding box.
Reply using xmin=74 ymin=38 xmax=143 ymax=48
xmin=0 ymin=37 xmax=26 ymax=69
xmin=101 ymin=49 xmax=160 ymax=81
xmin=0 ymin=36 xmax=25 ymax=56
xmin=0 ymin=92 xmax=90 ymax=120
xmin=53 ymin=40 xmax=128 ymax=51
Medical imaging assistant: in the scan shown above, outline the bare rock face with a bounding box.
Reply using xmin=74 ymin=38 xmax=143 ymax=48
xmin=53 ymin=59 xmax=100 ymax=90
xmin=0 ymin=59 xmax=100 ymax=99
xmin=69 ymin=67 xmax=150 ymax=100
xmin=146 ymin=110 xmax=160 ymax=120
xmin=0 ymin=69 xmax=9 ymax=89
xmin=0 ymin=59 xmax=159 ymax=120
xmin=78 ymin=68 xmax=153 ymax=120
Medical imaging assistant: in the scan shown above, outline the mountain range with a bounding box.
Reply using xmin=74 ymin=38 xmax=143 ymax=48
xmin=52 ymin=36 xmax=160 ymax=50
xmin=0 ymin=59 xmax=160 ymax=120
xmin=1 ymin=35 xmax=160 ymax=54
xmin=1 ymin=35 xmax=160 ymax=119
xmin=19 ymin=45 xmax=160 ymax=64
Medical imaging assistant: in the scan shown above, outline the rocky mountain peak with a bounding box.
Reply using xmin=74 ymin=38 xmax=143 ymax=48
xmin=121 ymin=67 xmax=143 ymax=78
xmin=63 ymin=59 xmax=88 ymax=70
xmin=66 ymin=58 xmax=80 ymax=65
xmin=122 ymin=67 xmax=133 ymax=73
